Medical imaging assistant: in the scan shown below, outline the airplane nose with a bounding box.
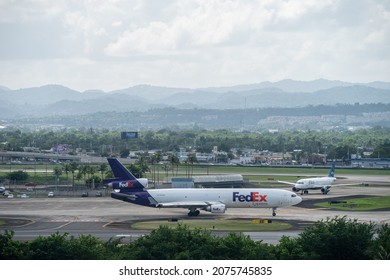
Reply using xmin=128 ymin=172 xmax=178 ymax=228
xmin=296 ymin=195 xmax=302 ymax=205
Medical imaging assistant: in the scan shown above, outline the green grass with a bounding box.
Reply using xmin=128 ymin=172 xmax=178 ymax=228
xmin=184 ymin=164 xmax=390 ymax=175
xmin=1 ymin=162 xmax=389 ymax=186
xmin=243 ymin=175 xmax=304 ymax=182
xmin=131 ymin=219 xmax=292 ymax=231
xmin=315 ymin=196 xmax=390 ymax=211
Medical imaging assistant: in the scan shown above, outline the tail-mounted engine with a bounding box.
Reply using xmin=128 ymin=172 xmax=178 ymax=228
xmin=107 ymin=178 xmax=148 ymax=190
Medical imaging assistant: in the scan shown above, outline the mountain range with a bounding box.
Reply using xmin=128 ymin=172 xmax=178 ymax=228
xmin=0 ymin=79 xmax=390 ymax=118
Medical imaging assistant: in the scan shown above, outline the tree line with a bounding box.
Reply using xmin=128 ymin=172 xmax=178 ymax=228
xmin=1 ymin=217 xmax=389 ymax=260
xmin=1 ymin=127 xmax=390 ymax=159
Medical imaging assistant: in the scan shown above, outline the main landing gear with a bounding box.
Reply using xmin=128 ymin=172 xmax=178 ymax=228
xmin=188 ymin=209 xmax=200 ymax=217
xmin=272 ymin=207 xmax=277 ymax=216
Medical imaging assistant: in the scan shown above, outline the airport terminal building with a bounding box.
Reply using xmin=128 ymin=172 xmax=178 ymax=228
xmin=350 ymin=158 xmax=390 ymax=169
xmin=171 ymin=174 xmax=245 ymax=188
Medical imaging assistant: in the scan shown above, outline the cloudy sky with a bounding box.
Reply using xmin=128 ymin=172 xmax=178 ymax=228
xmin=0 ymin=0 xmax=389 ymax=91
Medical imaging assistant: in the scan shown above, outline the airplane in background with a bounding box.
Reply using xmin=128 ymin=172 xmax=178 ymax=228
xmin=278 ymin=162 xmax=358 ymax=195
xmin=104 ymin=158 xmax=302 ymax=217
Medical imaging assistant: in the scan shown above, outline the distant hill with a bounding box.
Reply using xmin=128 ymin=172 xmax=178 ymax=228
xmin=4 ymin=104 xmax=390 ymax=131
xmin=0 ymin=79 xmax=389 ymax=118
xmin=200 ymin=78 xmax=352 ymax=93
xmin=0 ymin=85 xmax=10 ymax=91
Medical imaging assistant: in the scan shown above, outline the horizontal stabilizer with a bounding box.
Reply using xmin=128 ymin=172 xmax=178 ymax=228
xmin=111 ymin=192 xmax=137 ymax=202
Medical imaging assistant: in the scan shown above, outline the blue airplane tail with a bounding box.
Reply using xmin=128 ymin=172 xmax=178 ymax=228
xmin=107 ymin=157 xmax=137 ymax=181
xmin=328 ymin=161 xmax=335 ymax=177
xmin=104 ymin=157 xmax=145 ymax=190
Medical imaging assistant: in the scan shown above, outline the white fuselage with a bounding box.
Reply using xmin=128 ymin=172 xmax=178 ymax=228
xmin=294 ymin=176 xmax=336 ymax=190
xmin=147 ymin=188 xmax=302 ymax=208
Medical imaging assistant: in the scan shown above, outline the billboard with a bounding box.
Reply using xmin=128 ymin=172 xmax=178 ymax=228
xmin=121 ymin=131 xmax=138 ymax=139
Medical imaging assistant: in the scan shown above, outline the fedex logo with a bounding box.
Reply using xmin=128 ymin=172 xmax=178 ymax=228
xmin=119 ymin=181 xmax=134 ymax=188
xmin=233 ymin=192 xmax=267 ymax=202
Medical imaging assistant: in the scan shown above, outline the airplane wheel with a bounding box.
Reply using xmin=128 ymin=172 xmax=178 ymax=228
xmin=188 ymin=210 xmax=200 ymax=217
xmin=304 ymin=190 xmax=309 ymax=194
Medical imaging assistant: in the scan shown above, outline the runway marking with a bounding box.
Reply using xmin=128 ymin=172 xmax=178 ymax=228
xmin=115 ymin=234 xmax=145 ymax=238
xmin=52 ymin=221 xmax=72 ymax=230
xmin=49 ymin=219 xmax=100 ymax=222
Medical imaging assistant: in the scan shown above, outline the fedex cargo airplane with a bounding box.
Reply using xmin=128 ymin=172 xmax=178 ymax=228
xmin=104 ymin=158 xmax=302 ymax=217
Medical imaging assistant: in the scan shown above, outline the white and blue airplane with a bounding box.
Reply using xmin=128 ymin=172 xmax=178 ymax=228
xmin=104 ymin=158 xmax=302 ymax=217
xmin=278 ymin=162 xmax=358 ymax=195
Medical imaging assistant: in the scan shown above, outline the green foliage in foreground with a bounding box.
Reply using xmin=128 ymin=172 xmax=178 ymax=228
xmin=131 ymin=219 xmax=292 ymax=231
xmin=0 ymin=217 xmax=389 ymax=260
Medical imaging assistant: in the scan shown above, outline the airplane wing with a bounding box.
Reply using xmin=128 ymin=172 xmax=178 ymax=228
xmin=277 ymin=180 xmax=296 ymax=186
xmin=111 ymin=192 xmax=139 ymax=202
xmin=156 ymin=201 xmax=221 ymax=208
xmin=331 ymin=182 xmax=365 ymax=187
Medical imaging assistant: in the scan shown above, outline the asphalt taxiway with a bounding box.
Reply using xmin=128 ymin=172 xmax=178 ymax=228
xmin=1 ymin=180 xmax=389 ymax=245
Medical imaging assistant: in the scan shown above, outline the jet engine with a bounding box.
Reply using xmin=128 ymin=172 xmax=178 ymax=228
xmin=108 ymin=178 xmax=148 ymax=189
xmin=292 ymin=186 xmax=300 ymax=192
xmin=206 ymin=204 xmax=226 ymax=213
xmin=321 ymin=186 xmax=330 ymax=194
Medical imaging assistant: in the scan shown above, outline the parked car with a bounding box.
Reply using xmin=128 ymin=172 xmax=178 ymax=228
xmin=81 ymin=192 xmax=89 ymax=197
xmin=48 ymin=192 xmax=55 ymax=197
xmin=7 ymin=194 xmax=14 ymax=198
xmin=21 ymin=194 xmax=29 ymax=198
xmin=95 ymin=191 xmax=102 ymax=197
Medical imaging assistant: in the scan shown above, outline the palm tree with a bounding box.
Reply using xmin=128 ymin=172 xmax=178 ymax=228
xmin=186 ymin=153 xmax=198 ymax=177
xmin=162 ymin=163 xmax=171 ymax=176
xmin=168 ymin=153 xmax=180 ymax=176
xmin=69 ymin=162 xmax=79 ymax=186
xmin=63 ymin=163 xmax=71 ymax=182
xmin=98 ymin=163 xmax=108 ymax=181
xmin=148 ymin=152 xmax=163 ymax=186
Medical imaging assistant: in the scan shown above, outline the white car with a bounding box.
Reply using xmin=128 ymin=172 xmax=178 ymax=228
xmin=7 ymin=194 xmax=14 ymax=198
xmin=48 ymin=192 xmax=55 ymax=197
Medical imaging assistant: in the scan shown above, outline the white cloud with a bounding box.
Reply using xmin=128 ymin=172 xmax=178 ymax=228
xmin=0 ymin=0 xmax=67 ymax=23
xmin=0 ymin=0 xmax=389 ymax=91
xmin=111 ymin=21 xmax=122 ymax=27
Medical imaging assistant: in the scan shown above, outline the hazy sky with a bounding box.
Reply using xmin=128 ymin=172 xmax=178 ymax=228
xmin=0 ymin=0 xmax=389 ymax=91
